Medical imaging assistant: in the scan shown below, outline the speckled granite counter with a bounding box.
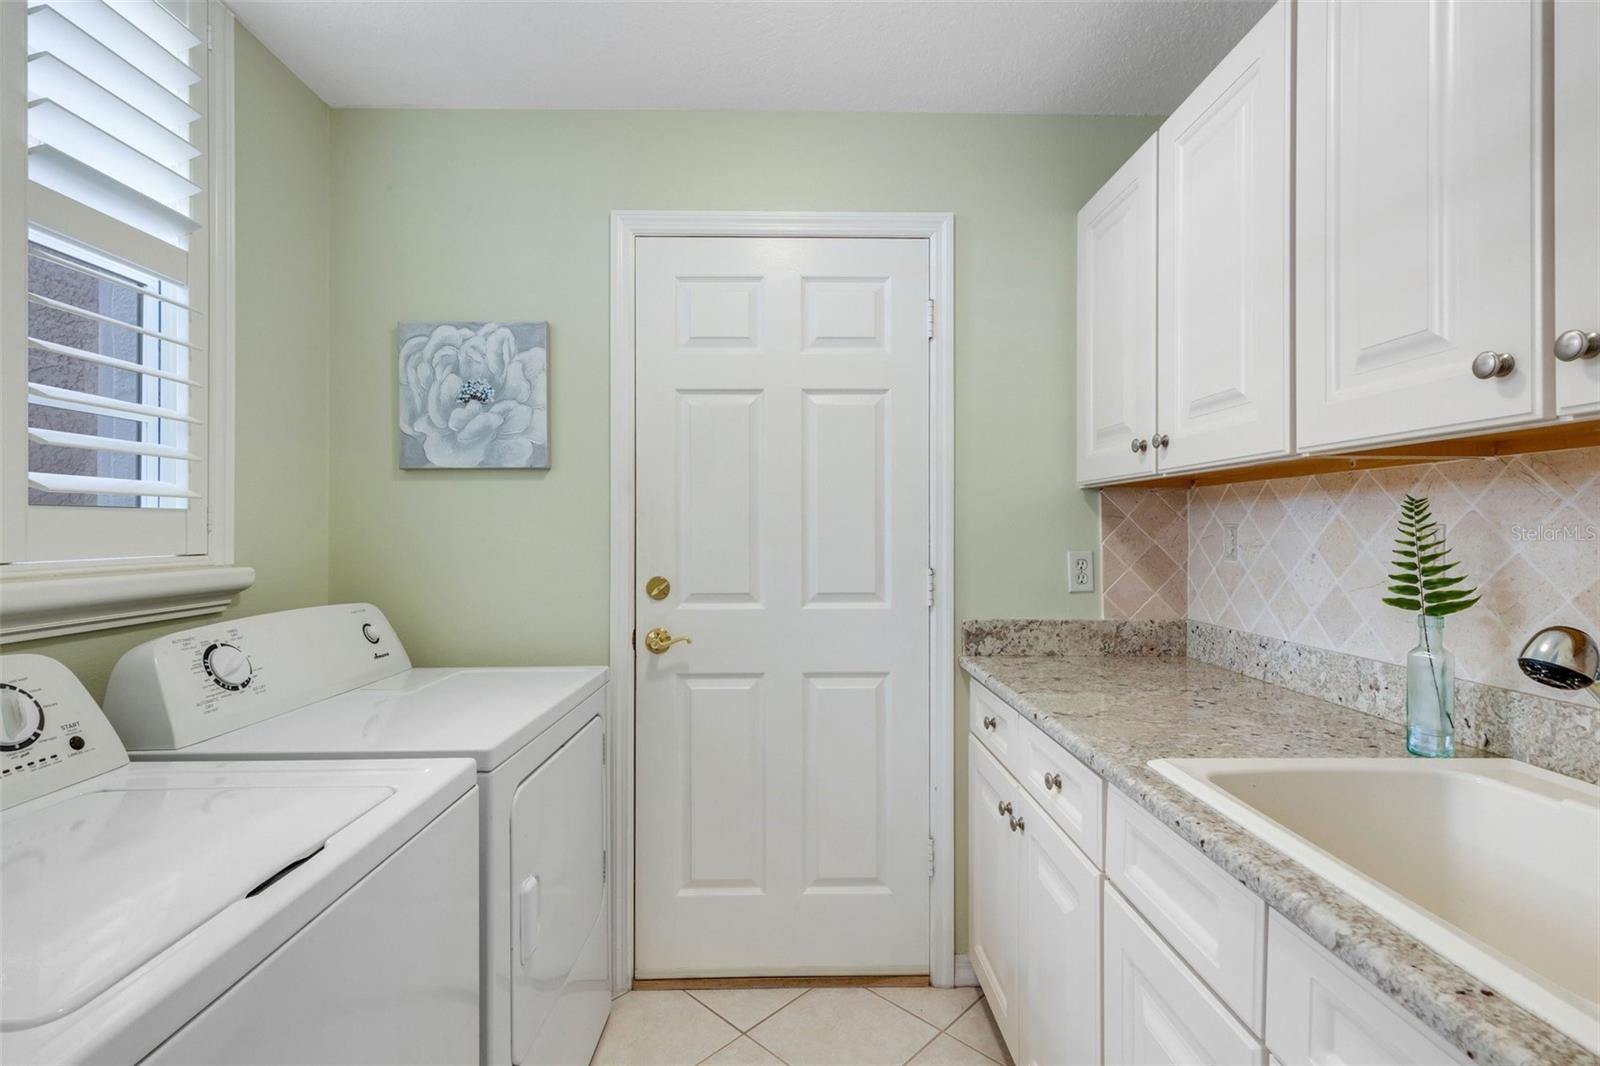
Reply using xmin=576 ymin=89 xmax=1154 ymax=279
xmin=961 ymin=652 xmax=1598 ymax=1066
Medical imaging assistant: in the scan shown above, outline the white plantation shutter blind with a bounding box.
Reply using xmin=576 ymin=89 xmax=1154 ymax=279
xmin=4 ymin=0 xmax=214 ymax=564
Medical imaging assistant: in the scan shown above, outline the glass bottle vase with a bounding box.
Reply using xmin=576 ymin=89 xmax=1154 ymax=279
xmin=1406 ymin=614 xmax=1455 ymax=758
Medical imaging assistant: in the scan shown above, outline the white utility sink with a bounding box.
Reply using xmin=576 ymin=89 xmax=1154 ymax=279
xmin=1148 ymin=757 xmax=1600 ymax=1054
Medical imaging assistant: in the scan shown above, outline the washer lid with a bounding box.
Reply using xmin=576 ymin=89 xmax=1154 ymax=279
xmin=160 ymin=667 xmax=607 ymax=770
xmin=0 ymin=783 xmax=389 ymax=1030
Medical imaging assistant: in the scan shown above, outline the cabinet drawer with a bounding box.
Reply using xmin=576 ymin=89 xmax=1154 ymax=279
xmin=1104 ymin=886 xmax=1265 ymax=1066
xmin=1266 ymin=913 xmax=1467 ymax=1066
xmin=1106 ymin=789 xmax=1266 ymax=1034
xmin=1018 ymin=717 xmax=1104 ymax=867
xmin=970 ymin=680 xmax=1021 ymax=766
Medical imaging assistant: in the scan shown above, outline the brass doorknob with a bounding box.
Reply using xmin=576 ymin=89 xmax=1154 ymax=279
xmin=644 ymin=627 xmax=693 ymax=655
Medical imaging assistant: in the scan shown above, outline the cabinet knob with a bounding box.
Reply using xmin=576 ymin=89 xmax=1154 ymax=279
xmin=1555 ymin=329 xmax=1600 ymax=362
xmin=997 ymin=800 xmax=1013 ymax=817
xmin=1130 ymin=437 xmax=1149 ymax=454
xmin=1471 ymin=351 xmax=1516 ymax=379
xmin=982 ymin=715 xmax=997 ymax=731
xmin=1042 ymin=771 xmax=1062 ymax=791
xmin=1009 ymin=814 xmax=1026 ymax=833
xmin=1153 ymin=433 xmax=1170 ymax=449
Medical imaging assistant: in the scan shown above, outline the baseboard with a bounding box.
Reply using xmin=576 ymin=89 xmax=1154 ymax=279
xmin=953 ymin=954 xmax=977 ymax=987
xmin=632 ymin=974 xmax=931 ymax=991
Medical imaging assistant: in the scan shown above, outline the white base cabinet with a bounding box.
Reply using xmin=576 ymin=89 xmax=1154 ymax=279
xmin=1266 ymin=914 xmax=1468 ymax=1066
xmin=965 ymin=678 xmax=1482 ymax=1066
xmin=1103 ymin=886 xmax=1264 ymax=1066
xmin=1017 ymin=791 xmax=1101 ymax=1066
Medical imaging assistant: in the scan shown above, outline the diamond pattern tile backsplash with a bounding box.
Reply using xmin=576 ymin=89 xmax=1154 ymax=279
xmin=1181 ymin=448 xmax=1600 ymax=706
xmin=1101 ymin=487 xmax=1189 ymax=621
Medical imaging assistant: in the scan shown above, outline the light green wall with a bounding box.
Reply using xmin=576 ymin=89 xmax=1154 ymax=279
xmin=326 ymin=109 xmax=1155 ymax=952
xmin=12 ymin=29 xmax=333 ymax=698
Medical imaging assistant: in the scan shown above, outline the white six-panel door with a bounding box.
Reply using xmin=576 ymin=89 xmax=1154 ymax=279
xmin=1156 ymin=0 xmax=1292 ymax=474
xmin=1077 ymin=134 xmax=1159 ymax=484
xmin=1295 ymin=0 xmax=1546 ymax=449
xmin=633 ymin=236 xmax=932 ymax=976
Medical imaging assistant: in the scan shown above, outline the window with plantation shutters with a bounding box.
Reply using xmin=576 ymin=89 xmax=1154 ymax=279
xmin=2 ymin=0 xmax=232 ymax=571
xmin=0 ymin=0 xmax=246 ymax=640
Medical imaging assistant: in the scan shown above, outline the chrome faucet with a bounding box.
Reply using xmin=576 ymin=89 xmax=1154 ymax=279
xmin=1518 ymin=626 xmax=1600 ymax=705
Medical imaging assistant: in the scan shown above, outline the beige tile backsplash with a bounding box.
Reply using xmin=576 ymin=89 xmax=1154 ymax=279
xmin=1102 ymin=447 xmax=1600 ymax=706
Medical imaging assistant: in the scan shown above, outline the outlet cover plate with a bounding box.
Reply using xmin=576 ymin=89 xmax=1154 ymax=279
xmin=1068 ymin=551 xmax=1095 ymax=593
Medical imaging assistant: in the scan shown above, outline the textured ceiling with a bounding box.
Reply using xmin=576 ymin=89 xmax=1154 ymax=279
xmin=228 ymin=0 xmax=1272 ymax=114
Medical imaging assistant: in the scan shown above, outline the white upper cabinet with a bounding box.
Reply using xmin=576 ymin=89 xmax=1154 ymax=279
xmin=1077 ymin=135 xmax=1159 ymax=484
xmin=1156 ymin=0 xmax=1292 ymax=473
xmin=1295 ymin=0 xmax=1547 ymax=450
xmin=1555 ymin=0 xmax=1600 ymax=417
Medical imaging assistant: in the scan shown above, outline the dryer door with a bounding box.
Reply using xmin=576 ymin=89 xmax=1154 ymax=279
xmin=509 ymin=715 xmax=605 ymax=1062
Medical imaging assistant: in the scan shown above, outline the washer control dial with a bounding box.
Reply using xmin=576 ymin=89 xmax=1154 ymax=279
xmin=202 ymin=642 xmax=253 ymax=691
xmin=0 ymin=685 xmax=45 ymax=752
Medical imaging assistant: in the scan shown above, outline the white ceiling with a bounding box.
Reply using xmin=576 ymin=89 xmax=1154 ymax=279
xmin=228 ymin=0 xmax=1272 ymax=115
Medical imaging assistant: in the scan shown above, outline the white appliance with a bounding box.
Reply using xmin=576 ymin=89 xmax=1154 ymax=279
xmin=102 ymin=604 xmax=610 ymax=1066
xmin=0 ymin=653 xmax=479 ymax=1066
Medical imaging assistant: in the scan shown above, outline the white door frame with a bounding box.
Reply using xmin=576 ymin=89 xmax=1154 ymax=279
xmin=608 ymin=211 xmax=956 ymax=991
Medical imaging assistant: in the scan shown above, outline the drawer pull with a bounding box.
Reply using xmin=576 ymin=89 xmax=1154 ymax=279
xmin=997 ymin=800 xmax=1013 ymax=817
xmin=1042 ymin=771 xmax=1063 ymax=791
xmin=1009 ymin=814 xmax=1026 ymax=833
xmin=982 ymin=715 xmax=998 ymax=731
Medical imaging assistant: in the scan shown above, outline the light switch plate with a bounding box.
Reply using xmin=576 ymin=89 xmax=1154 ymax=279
xmin=1068 ymin=551 xmax=1095 ymax=593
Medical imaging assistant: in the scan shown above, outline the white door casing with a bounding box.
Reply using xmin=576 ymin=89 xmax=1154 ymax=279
xmin=1296 ymin=0 xmax=1548 ymax=449
xmin=1156 ymin=0 xmax=1292 ymax=474
xmin=1077 ymin=134 xmax=1159 ymax=485
xmin=632 ymin=235 xmax=933 ymax=977
xmin=1555 ymin=0 xmax=1600 ymax=418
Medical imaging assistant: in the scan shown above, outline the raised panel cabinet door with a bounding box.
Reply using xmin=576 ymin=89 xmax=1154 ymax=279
xmin=1296 ymin=0 xmax=1547 ymax=449
xmin=633 ymin=236 xmax=932 ymax=977
xmin=968 ymin=736 xmax=1022 ymax=1055
xmin=1156 ymin=0 xmax=1292 ymax=474
xmin=1077 ymin=134 xmax=1159 ymax=485
xmin=1556 ymin=0 xmax=1600 ymax=417
xmin=1016 ymin=792 xmax=1102 ymax=1066
xmin=1103 ymin=888 xmax=1264 ymax=1066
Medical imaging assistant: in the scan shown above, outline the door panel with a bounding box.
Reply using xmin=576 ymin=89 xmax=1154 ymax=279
xmin=968 ymin=737 xmax=1021 ymax=1053
xmin=634 ymin=236 xmax=931 ymax=977
xmin=511 ymin=716 xmax=605 ymax=1064
xmin=1556 ymin=0 xmax=1600 ymax=417
xmin=1296 ymin=0 xmax=1546 ymax=448
xmin=1157 ymin=0 xmax=1291 ymax=473
xmin=1017 ymin=792 xmax=1101 ymax=1066
xmin=1077 ymin=135 xmax=1158 ymax=484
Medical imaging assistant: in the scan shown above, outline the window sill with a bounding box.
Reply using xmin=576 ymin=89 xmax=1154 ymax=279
xmin=0 ymin=563 xmax=256 ymax=644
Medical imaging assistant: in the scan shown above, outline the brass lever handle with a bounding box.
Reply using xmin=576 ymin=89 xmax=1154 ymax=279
xmin=644 ymin=627 xmax=693 ymax=655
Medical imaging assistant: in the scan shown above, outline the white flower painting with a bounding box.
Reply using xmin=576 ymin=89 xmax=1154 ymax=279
xmin=398 ymin=321 xmax=549 ymax=469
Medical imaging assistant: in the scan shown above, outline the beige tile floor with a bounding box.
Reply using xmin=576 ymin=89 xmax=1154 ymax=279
xmin=590 ymin=986 xmax=1012 ymax=1066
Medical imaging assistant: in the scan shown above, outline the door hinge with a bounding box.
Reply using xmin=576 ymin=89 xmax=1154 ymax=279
xmin=925 ymin=299 xmax=935 ymax=340
xmin=927 ymin=836 xmax=936 ymax=878
xmin=602 ymin=850 xmax=607 ymax=884
xmin=926 ymin=567 xmax=935 ymax=608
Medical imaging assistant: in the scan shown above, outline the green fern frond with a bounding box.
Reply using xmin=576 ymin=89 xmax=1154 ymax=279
xmin=1385 ymin=495 xmax=1479 ymax=619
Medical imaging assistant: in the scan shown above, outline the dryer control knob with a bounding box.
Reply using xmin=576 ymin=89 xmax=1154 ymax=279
xmin=203 ymin=643 xmax=253 ymax=691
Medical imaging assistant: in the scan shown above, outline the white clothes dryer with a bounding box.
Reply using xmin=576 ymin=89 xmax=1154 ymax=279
xmin=102 ymin=604 xmax=609 ymax=1066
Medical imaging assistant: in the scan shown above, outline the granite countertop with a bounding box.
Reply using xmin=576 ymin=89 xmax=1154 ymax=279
xmin=961 ymin=651 xmax=1597 ymax=1066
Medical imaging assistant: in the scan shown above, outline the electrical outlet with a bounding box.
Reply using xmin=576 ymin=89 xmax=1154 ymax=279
xmin=1068 ymin=551 xmax=1095 ymax=593
xmin=1224 ymin=523 xmax=1240 ymax=561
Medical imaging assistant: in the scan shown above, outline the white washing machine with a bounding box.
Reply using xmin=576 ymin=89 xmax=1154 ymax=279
xmin=0 ymin=654 xmax=480 ymax=1066
xmin=102 ymin=604 xmax=610 ymax=1066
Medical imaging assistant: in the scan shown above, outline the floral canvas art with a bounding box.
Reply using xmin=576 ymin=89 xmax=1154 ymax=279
xmin=398 ymin=321 xmax=549 ymax=469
